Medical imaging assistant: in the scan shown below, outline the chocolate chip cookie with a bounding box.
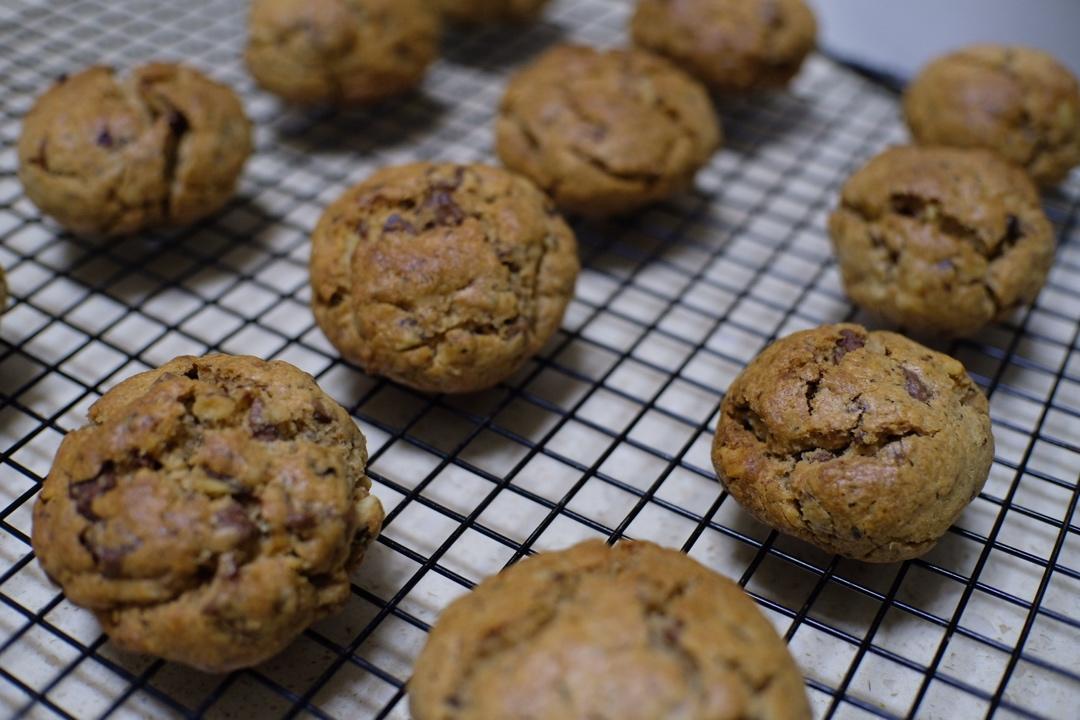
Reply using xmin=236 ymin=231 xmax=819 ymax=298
xmin=829 ymin=146 xmax=1054 ymax=337
xmin=713 ymin=324 xmax=993 ymax=563
xmin=904 ymin=45 xmax=1080 ymax=187
xmin=32 ymin=355 xmax=385 ymax=673
xmin=631 ymin=0 xmax=817 ymax=93
xmin=410 ymin=539 xmax=811 ymax=720
xmin=310 ymin=163 xmax=579 ymax=393
xmin=18 ymin=63 xmax=252 ymax=237
xmin=437 ymin=0 xmax=551 ymax=24
xmin=245 ymin=0 xmax=440 ymax=105
xmin=496 ymin=44 xmax=721 ymax=216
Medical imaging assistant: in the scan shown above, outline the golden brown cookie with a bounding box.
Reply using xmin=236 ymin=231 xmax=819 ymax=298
xmin=18 ymin=64 xmax=252 ymax=237
xmin=904 ymin=45 xmax=1080 ymax=187
xmin=245 ymin=0 xmax=440 ymax=105
xmin=32 ymin=355 xmax=385 ymax=673
xmin=631 ymin=0 xmax=817 ymax=94
xmin=829 ymin=146 xmax=1054 ymax=337
xmin=437 ymin=0 xmax=550 ymax=24
xmin=713 ymin=324 xmax=993 ymax=563
xmin=410 ymin=539 xmax=811 ymax=720
xmin=310 ymin=163 xmax=579 ymax=393
xmin=495 ymin=44 xmax=721 ymax=217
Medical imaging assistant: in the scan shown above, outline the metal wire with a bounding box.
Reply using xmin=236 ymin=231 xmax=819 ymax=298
xmin=0 ymin=1 xmax=1078 ymax=718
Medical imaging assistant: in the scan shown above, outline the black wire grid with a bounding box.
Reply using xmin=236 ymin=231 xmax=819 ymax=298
xmin=0 ymin=1 xmax=1078 ymax=718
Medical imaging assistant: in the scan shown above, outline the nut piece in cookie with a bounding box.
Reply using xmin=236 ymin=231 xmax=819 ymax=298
xmin=309 ymin=163 xmax=580 ymax=393
xmin=245 ymin=0 xmax=440 ymax=105
xmin=410 ymin=539 xmax=811 ymax=720
xmin=829 ymin=146 xmax=1054 ymax=337
xmin=31 ymin=355 xmax=385 ymax=673
xmin=713 ymin=324 xmax=994 ymax=563
xmin=904 ymin=45 xmax=1080 ymax=187
xmin=17 ymin=64 xmax=252 ymax=237
xmin=496 ymin=44 xmax=721 ymax=216
xmin=437 ymin=0 xmax=550 ymax=25
xmin=631 ymin=0 xmax=817 ymax=94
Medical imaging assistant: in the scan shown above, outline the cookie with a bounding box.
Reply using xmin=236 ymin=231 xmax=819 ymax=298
xmin=828 ymin=146 xmax=1054 ymax=337
xmin=310 ymin=163 xmax=579 ymax=393
xmin=713 ymin=324 xmax=993 ymax=563
xmin=437 ymin=0 xmax=550 ymax=24
xmin=631 ymin=0 xmax=817 ymax=94
xmin=904 ymin=45 xmax=1080 ymax=187
xmin=410 ymin=539 xmax=811 ymax=720
xmin=496 ymin=44 xmax=720 ymax=217
xmin=18 ymin=63 xmax=252 ymax=237
xmin=32 ymin=355 xmax=385 ymax=673
xmin=245 ymin=0 xmax=440 ymax=105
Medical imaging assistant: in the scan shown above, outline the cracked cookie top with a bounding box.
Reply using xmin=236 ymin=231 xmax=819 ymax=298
xmin=631 ymin=0 xmax=817 ymax=93
xmin=904 ymin=45 xmax=1080 ymax=187
xmin=437 ymin=0 xmax=550 ymax=24
xmin=17 ymin=63 xmax=252 ymax=237
xmin=828 ymin=146 xmax=1054 ymax=337
xmin=32 ymin=355 xmax=385 ymax=672
xmin=409 ymin=539 xmax=811 ymax=720
xmin=495 ymin=44 xmax=721 ymax=216
xmin=245 ymin=0 xmax=439 ymax=105
xmin=310 ymin=163 xmax=579 ymax=393
xmin=713 ymin=324 xmax=993 ymax=563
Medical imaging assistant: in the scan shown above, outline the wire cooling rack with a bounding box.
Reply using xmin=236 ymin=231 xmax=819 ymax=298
xmin=0 ymin=0 xmax=1078 ymax=718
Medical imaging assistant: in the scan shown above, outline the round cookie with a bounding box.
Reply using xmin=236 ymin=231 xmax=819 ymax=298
xmin=32 ymin=355 xmax=385 ymax=673
xmin=904 ymin=45 xmax=1080 ymax=187
xmin=245 ymin=0 xmax=440 ymax=105
xmin=410 ymin=539 xmax=811 ymax=720
xmin=496 ymin=44 xmax=721 ymax=217
xmin=437 ymin=0 xmax=550 ymax=24
xmin=631 ymin=0 xmax=817 ymax=94
xmin=713 ymin=324 xmax=993 ymax=563
xmin=828 ymin=146 xmax=1054 ymax=337
xmin=18 ymin=63 xmax=252 ymax=237
xmin=310 ymin=163 xmax=579 ymax=393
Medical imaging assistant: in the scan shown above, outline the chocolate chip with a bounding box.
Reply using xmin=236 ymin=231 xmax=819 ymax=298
xmin=95 ymin=127 xmax=114 ymax=148
xmin=286 ymin=510 xmax=316 ymax=531
xmin=70 ymin=470 xmax=117 ymax=521
xmin=425 ymin=189 xmax=465 ymax=227
xmin=1005 ymin=214 xmax=1021 ymax=243
xmin=95 ymin=545 xmax=129 ymax=578
xmin=167 ymin=109 xmax=189 ymax=136
xmin=249 ymin=399 xmax=280 ymax=440
xmin=56 ymin=73 xmax=68 ymax=84
xmin=833 ymin=329 xmax=865 ymax=363
xmin=903 ymin=368 xmax=932 ymax=402
xmin=851 ymin=527 xmax=863 ymax=539
xmin=214 ymin=504 xmax=257 ymax=542
xmin=383 ymin=213 xmax=416 ymax=234
xmin=312 ymin=401 xmax=333 ymax=424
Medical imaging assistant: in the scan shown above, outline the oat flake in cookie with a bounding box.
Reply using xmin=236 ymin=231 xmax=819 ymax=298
xmin=18 ymin=63 xmax=252 ymax=237
xmin=713 ymin=324 xmax=994 ymax=563
xmin=496 ymin=44 xmax=721 ymax=217
xmin=829 ymin=146 xmax=1054 ymax=337
xmin=245 ymin=0 xmax=439 ymax=105
xmin=904 ymin=45 xmax=1080 ymax=187
xmin=409 ymin=539 xmax=811 ymax=720
xmin=31 ymin=355 xmax=385 ymax=673
xmin=310 ymin=163 xmax=579 ymax=394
